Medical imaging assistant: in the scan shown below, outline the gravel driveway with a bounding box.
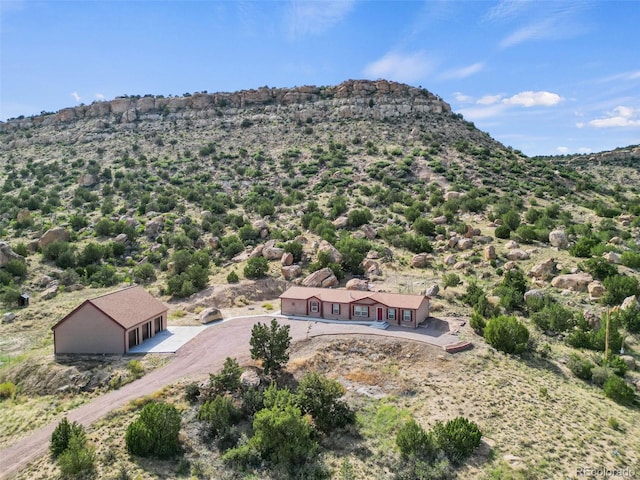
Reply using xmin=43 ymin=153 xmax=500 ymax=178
xmin=0 ymin=316 xmax=463 ymax=479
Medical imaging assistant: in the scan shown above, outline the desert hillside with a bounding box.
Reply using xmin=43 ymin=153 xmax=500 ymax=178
xmin=0 ymin=79 xmax=639 ymax=479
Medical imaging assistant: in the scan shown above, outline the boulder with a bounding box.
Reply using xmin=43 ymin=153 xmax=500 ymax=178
xmin=231 ymin=251 xmax=250 ymax=263
xmin=317 ymin=240 xmax=343 ymax=264
xmin=78 ymin=173 xmax=98 ymax=187
xmin=2 ymin=312 xmax=16 ymax=324
xmin=41 ymin=284 xmax=59 ymax=300
xmin=366 ymin=250 xmax=380 ymax=260
xmin=524 ymin=289 xmax=544 ymax=302
xmin=457 ymin=238 xmax=473 ymax=250
xmin=302 ymin=268 xmax=338 ymax=288
xmin=528 ymin=258 xmax=556 ymax=280
xmin=588 ymin=281 xmax=606 ymax=300
xmin=361 ymin=224 xmax=377 ymax=240
xmin=608 ymin=236 xmax=624 ymax=245
xmin=503 ymin=261 xmax=518 ymax=270
xmin=199 ymin=307 xmax=223 ymax=324
xmin=453 ymin=261 xmax=470 ymax=270
xmin=551 ymin=273 xmax=593 ymax=292
xmin=145 ymin=220 xmax=163 ymax=239
xmin=0 ymin=242 xmax=25 ymax=267
xmin=38 ymin=227 xmax=70 ymax=249
xmin=506 ymin=249 xmax=530 ymax=261
xmin=411 ymin=253 xmax=431 ymax=268
xmin=209 ymin=236 xmax=220 ymax=249
xmin=114 ymin=233 xmax=128 ymax=244
xmin=549 ymin=230 xmax=568 ymax=249
xmin=281 ymin=265 xmax=303 ymax=280
xmin=433 ymin=215 xmax=447 ymax=225
xmin=240 ymin=369 xmax=261 ymax=388
xmin=332 ymin=216 xmax=349 ymax=229
xmin=263 ymin=244 xmax=285 ymax=261
xmin=443 ymin=254 xmax=456 ymax=266
xmin=346 ymin=279 xmax=369 ymax=291
xmin=424 ymin=284 xmax=439 ymax=297
xmin=505 ymin=240 xmax=519 ymax=249
xmin=36 ymin=274 xmax=54 ymax=287
xmin=603 ymin=252 xmax=621 ymax=264
xmin=621 ymin=295 xmax=639 ymax=311
xmin=250 ymin=244 xmax=264 ymax=258
xmin=484 ymin=245 xmax=496 ymax=261
xmin=281 ymin=252 xmax=294 ymax=266
xmin=583 ymin=310 xmax=601 ymax=330
xmin=444 ymin=191 xmax=461 ymax=201
xmin=362 ymin=259 xmax=381 ymax=278
xmin=447 ymin=237 xmax=459 ymax=249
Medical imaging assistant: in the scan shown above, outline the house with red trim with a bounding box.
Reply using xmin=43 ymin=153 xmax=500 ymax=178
xmin=279 ymin=286 xmax=430 ymax=328
xmin=52 ymin=286 xmax=168 ymax=354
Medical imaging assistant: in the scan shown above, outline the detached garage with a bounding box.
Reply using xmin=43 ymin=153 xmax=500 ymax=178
xmin=52 ymin=286 xmax=168 ymax=354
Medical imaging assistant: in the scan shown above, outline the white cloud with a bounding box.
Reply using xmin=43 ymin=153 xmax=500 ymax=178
xmin=440 ymin=62 xmax=485 ymax=80
xmin=286 ymin=0 xmax=355 ymax=38
xmin=71 ymin=92 xmax=81 ymax=102
xmin=576 ymin=122 xmax=585 ymax=128
xmin=477 ymin=94 xmax=502 ymax=105
xmin=458 ymin=103 xmax=508 ymax=121
xmin=502 ymin=91 xmax=563 ymax=107
xmin=500 ymin=17 xmax=556 ymax=47
xmin=589 ymin=106 xmax=640 ymax=128
xmin=95 ymin=93 xmax=105 ymax=100
xmin=556 ymin=146 xmax=570 ymax=154
xmin=453 ymin=92 xmax=473 ymax=103
xmin=578 ymin=147 xmax=593 ymax=153
xmin=485 ymin=0 xmax=532 ymax=21
xmin=363 ymin=51 xmax=434 ymax=83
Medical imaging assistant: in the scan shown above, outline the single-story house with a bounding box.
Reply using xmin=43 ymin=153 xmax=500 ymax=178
xmin=52 ymin=286 xmax=168 ymax=354
xmin=279 ymin=286 xmax=430 ymax=329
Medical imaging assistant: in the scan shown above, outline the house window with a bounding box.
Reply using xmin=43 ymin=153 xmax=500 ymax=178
xmin=403 ymin=309 xmax=412 ymax=322
xmin=310 ymin=301 xmax=319 ymax=313
xmin=387 ymin=308 xmax=396 ymax=321
xmin=332 ymin=303 xmax=340 ymax=315
xmin=354 ymin=306 xmax=369 ymax=317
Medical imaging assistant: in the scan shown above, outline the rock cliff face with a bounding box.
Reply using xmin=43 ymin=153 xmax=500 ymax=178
xmin=0 ymin=79 xmax=450 ymax=136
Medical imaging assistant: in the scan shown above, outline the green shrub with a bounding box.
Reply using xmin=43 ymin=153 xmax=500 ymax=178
xmin=531 ymin=303 xmax=576 ymax=333
xmin=614 ymin=307 xmax=640 ymax=333
xmin=567 ymin=354 xmax=594 ymax=381
xmin=226 ymin=270 xmax=239 ymax=284
xmin=296 ymin=372 xmax=355 ymax=433
xmin=347 ymin=208 xmax=373 ymax=228
xmin=484 ymin=315 xmax=529 ymax=355
xmin=396 ymin=419 xmax=436 ymax=460
xmin=603 ymin=375 xmax=636 ymax=406
xmin=51 ymin=418 xmax=86 ymax=459
xmin=591 ymin=367 xmax=611 ymax=387
xmin=244 ymin=256 xmax=269 ymax=279
xmin=501 ymin=210 xmax=521 ymax=231
xmin=603 ymin=275 xmax=640 ymax=306
xmin=494 ymin=224 xmax=510 ymax=239
xmin=283 ymin=241 xmax=303 ymax=263
xmin=125 ymin=402 xmax=181 ymax=458
xmin=5 ymin=259 xmax=27 ymax=278
xmin=570 ymin=236 xmax=600 ymax=258
xmin=620 ymin=251 xmax=640 ymax=269
xmin=469 ymin=310 xmax=486 ymax=336
xmin=606 ymin=355 xmax=628 ymax=377
xmin=581 ymin=257 xmax=618 ymax=281
xmin=198 ymin=395 xmax=241 ymax=438
xmin=249 ymin=319 xmax=291 ymax=376
xmin=184 ymin=383 xmax=200 ymax=404
xmin=0 ymin=381 xmax=17 ymax=399
xmin=432 ymin=417 xmax=482 ymax=465
xmin=57 ymin=432 xmax=96 ymax=478
xmin=209 ymin=357 xmax=243 ymax=395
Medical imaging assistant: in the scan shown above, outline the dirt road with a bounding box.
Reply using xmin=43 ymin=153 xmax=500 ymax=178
xmin=0 ymin=316 xmax=457 ymax=478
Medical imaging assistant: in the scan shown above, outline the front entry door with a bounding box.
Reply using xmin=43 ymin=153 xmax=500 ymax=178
xmin=377 ymin=308 xmax=383 ymax=321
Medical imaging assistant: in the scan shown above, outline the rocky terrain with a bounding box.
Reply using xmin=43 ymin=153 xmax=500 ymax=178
xmin=0 ymin=79 xmax=639 ymax=478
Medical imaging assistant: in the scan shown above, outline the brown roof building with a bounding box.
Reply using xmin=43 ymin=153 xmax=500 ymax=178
xmin=280 ymin=286 xmax=430 ymax=328
xmin=52 ymin=286 xmax=168 ymax=354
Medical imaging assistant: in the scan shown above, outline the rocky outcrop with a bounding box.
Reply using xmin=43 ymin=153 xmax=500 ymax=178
xmin=506 ymin=249 xmax=529 ymax=261
xmin=0 ymin=242 xmax=25 ymax=267
xmin=528 ymin=258 xmax=556 ymax=280
xmin=551 ymin=273 xmax=593 ymax=292
xmin=424 ymin=284 xmax=439 ymax=297
xmin=588 ymin=281 xmax=606 ymax=300
xmin=361 ymin=224 xmax=377 ymax=240
xmin=281 ymin=265 xmax=302 ymax=280
xmin=281 ymin=252 xmax=294 ymax=266
xmin=38 ymin=227 xmax=70 ymax=249
xmin=603 ymin=252 xmax=621 ymax=264
xmin=621 ymin=295 xmax=638 ymax=311
xmin=484 ymin=245 xmax=496 ymax=261
xmin=302 ymin=268 xmax=338 ymax=288
xmin=262 ymin=241 xmax=285 ymax=260
xmin=411 ymin=253 xmax=431 ymax=268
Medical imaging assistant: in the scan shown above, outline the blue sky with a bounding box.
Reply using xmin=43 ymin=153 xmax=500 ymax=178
xmin=1 ymin=0 xmax=639 ymax=156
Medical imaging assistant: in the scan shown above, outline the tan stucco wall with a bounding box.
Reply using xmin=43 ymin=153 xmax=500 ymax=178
xmin=281 ymin=298 xmax=309 ymax=316
xmin=54 ymin=304 xmax=125 ymax=354
xmin=415 ymin=299 xmax=430 ymax=326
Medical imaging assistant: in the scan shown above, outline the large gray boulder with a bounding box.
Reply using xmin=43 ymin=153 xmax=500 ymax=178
xmin=199 ymin=307 xmax=223 ymax=324
xmin=528 ymin=258 xmax=556 ymax=280
xmin=38 ymin=227 xmax=70 ymax=249
xmin=302 ymin=268 xmax=338 ymax=288
xmin=411 ymin=253 xmax=431 ymax=268
xmin=317 ymin=240 xmax=343 ymax=264
xmin=281 ymin=265 xmax=302 ymax=280
xmin=551 ymin=273 xmax=593 ymax=292
xmin=346 ymin=278 xmax=369 ymax=291
xmin=0 ymin=242 xmax=25 ymax=267
xmin=549 ymin=230 xmax=568 ymax=249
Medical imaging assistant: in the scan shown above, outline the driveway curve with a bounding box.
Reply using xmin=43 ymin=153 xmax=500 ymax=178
xmin=0 ymin=316 xmax=459 ymax=479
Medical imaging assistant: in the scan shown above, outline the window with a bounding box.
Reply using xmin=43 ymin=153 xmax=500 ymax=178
xmin=310 ymin=301 xmax=319 ymax=313
xmin=354 ymin=306 xmax=369 ymax=317
xmin=403 ymin=309 xmax=412 ymax=322
xmin=332 ymin=303 xmax=340 ymax=315
xmin=387 ymin=308 xmax=396 ymax=320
